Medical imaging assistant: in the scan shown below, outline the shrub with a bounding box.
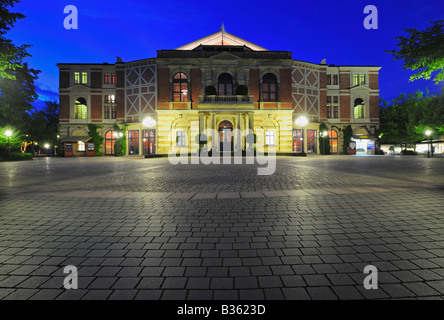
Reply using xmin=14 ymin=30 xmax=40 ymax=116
xmin=401 ymin=149 xmax=418 ymax=155
xmin=1 ymin=153 xmax=34 ymax=161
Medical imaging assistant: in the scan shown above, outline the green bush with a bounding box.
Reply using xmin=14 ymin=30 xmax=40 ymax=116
xmin=401 ymin=149 xmax=418 ymax=155
xmin=1 ymin=153 xmax=33 ymax=161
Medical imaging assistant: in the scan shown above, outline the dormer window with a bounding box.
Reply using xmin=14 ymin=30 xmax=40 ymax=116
xmin=74 ymin=72 xmax=88 ymax=84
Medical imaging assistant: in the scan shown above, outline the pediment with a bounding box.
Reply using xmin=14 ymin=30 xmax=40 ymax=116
xmin=177 ymin=31 xmax=267 ymax=51
xmin=350 ymin=84 xmax=371 ymax=91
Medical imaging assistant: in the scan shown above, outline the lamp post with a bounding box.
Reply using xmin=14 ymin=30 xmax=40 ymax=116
xmin=295 ymin=116 xmax=308 ymax=154
xmin=425 ymin=130 xmax=432 ymax=158
xmin=44 ymin=143 xmax=50 ymax=157
xmin=5 ymin=130 xmax=12 ymax=160
xmin=113 ymin=131 xmax=123 ymax=156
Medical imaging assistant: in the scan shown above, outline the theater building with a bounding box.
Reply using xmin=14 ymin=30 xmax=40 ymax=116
xmin=58 ymin=29 xmax=381 ymax=156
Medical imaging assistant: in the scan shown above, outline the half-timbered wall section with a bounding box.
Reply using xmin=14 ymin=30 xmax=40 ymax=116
xmin=125 ymin=61 xmax=157 ymax=123
xmin=291 ymin=62 xmax=321 ymax=123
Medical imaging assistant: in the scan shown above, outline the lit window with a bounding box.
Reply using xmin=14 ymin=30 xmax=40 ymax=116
xmin=112 ymin=73 xmax=117 ymax=84
xmin=329 ymin=130 xmax=338 ymax=154
xmin=82 ymin=72 xmax=88 ymax=84
xmin=104 ymin=95 xmax=116 ymax=119
xmin=354 ymin=98 xmax=365 ymax=119
xmin=78 ymin=141 xmax=86 ymax=152
xmin=265 ymin=130 xmax=275 ymax=146
xmin=74 ymin=72 xmax=80 ymax=84
xmin=353 ymin=74 xmax=365 ymax=86
xmin=176 ymin=131 xmax=186 ymax=147
xmin=173 ymin=73 xmax=188 ymax=102
xmin=74 ymin=98 xmax=87 ymax=119
xmin=104 ymin=73 xmax=111 ymax=84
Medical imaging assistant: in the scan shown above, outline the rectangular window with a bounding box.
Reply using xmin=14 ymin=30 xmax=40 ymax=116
xmin=74 ymin=72 xmax=80 ymax=84
xmin=78 ymin=141 xmax=86 ymax=152
xmin=81 ymin=72 xmax=88 ymax=84
xmin=353 ymin=74 xmax=359 ymax=86
xmin=307 ymin=130 xmax=317 ymax=154
xmin=112 ymin=73 xmax=117 ymax=84
xmin=327 ymin=96 xmax=339 ymax=119
xmin=143 ymin=129 xmax=156 ymax=155
xmin=293 ymin=129 xmax=303 ymax=153
xmin=176 ymin=131 xmax=186 ymax=147
xmin=326 ymin=75 xmax=331 ymax=85
xmin=360 ymin=74 xmax=365 ymax=85
xmin=104 ymin=95 xmax=117 ymax=119
xmin=265 ymin=130 xmax=275 ymax=146
xmin=333 ymin=74 xmax=338 ymax=85
xmin=104 ymin=73 xmax=111 ymax=84
xmin=128 ymin=130 xmax=139 ymax=155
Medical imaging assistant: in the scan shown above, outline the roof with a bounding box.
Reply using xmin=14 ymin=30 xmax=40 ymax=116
xmin=176 ymin=30 xmax=267 ymax=51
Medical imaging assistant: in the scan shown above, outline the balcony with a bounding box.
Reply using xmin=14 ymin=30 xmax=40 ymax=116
xmin=199 ymin=95 xmax=254 ymax=104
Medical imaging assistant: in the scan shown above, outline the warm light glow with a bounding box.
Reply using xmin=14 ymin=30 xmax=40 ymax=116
xmin=44 ymin=144 xmax=50 ymax=149
xmin=322 ymin=131 xmax=328 ymax=137
xmin=295 ymin=116 xmax=308 ymax=127
xmin=5 ymin=130 xmax=12 ymax=137
xmin=425 ymin=130 xmax=432 ymax=136
xmin=143 ymin=117 xmax=156 ymax=128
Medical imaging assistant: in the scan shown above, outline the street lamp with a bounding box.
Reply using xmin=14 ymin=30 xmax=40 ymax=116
xmin=321 ymin=131 xmax=328 ymax=155
xmin=44 ymin=143 xmax=50 ymax=156
xmin=113 ymin=131 xmax=123 ymax=156
xmin=5 ymin=130 xmax=12 ymax=160
xmin=425 ymin=129 xmax=432 ymax=158
xmin=142 ymin=116 xmax=156 ymax=128
xmin=295 ymin=116 xmax=308 ymax=154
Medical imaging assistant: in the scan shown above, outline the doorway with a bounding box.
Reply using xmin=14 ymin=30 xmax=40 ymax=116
xmin=218 ymin=120 xmax=233 ymax=152
xmin=143 ymin=129 xmax=156 ymax=155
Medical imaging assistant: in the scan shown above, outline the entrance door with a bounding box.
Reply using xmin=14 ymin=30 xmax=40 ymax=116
xmin=218 ymin=120 xmax=233 ymax=152
xmin=143 ymin=129 xmax=156 ymax=155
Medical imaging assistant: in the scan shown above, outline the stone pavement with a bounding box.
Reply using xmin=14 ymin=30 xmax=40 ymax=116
xmin=0 ymin=155 xmax=444 ymax=300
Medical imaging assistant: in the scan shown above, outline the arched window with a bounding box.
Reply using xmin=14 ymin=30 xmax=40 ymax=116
xmin=105 ymin=130 xmax=116 ymax=155
xmin=235 ymin=85 xmax=248 ymax=96
xmin=328 ymin=129 xmax=338 ymax=154
xmin=354 ymin=98 xmax=365 ymax=119
xmin=75 ymin=97 xmax=87 ymax=119
xmin=262 ymin=73 xmax=278 ymax=102
xmin=173 ymin=73 xmax=188 ymax=102
xmin=218 ymin=73 xmax=233 ymax=96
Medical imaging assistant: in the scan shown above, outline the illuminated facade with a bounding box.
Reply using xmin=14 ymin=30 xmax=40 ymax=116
xmin=58 ymin=29 xmax=381 ymax=156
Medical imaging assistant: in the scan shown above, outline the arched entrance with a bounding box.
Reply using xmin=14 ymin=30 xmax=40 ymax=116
xmin=219 ymin=120 xmax=233 ymax=152
xmin=105 ymin=130 xmax=116 ymax=155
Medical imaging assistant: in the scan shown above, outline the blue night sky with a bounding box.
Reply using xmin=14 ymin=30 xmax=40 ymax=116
xmin=6 ymin=0 xmax=444 ymax=109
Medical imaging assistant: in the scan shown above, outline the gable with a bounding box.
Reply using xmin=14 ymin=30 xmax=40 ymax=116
xmin=176 ymin=31 xmax=267 ymax=51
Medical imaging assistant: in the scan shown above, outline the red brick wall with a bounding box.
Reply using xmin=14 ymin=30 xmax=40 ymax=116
xmin=59 ymin=70 xmax=70 ymax=88
xmin=116 ymin=88 xmax=125 ymax=120
xmin=59 ymin=95 xmax=70 ymax=120
xmin=370 ymin=96 xmax=379 ymax=119
xmin=191 ymin=68 xmax=201 ymax=108
xmin=158 ymin=68 xmax=170 ymax=102
xmin=116 ymin=66 xmax=125 ymax=88
xmin=249 ymin=69 xmax=260 ymax=102
xmin=340 ymin=71 xmax=350 ymax=89
xmin=91 ymin=95 xmax=102 ymax=119
xmin=279 ymin=69 xmax=292 ymax=102
xmin=340 ymin=95 xmax=350 ymax=121
xmin=91 ymin=70 xmax=102 ymax=88
xmin=369 ymin=73 xmax=379 ymax=90
xmin=319 ymin=91 xmax=327 ymax=121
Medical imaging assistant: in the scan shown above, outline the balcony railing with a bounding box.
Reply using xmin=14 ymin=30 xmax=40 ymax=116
xmin=199 ymin=95 xmax=254 ymax=104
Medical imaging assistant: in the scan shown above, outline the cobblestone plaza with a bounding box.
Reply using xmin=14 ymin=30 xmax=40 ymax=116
xmin=0 ymin=155 xmax=444 ymax=300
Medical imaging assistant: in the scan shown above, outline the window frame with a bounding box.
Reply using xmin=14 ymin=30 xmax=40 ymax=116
xmin=176 ymin=131 xmax=186 ymax=147
xmin=262 ymin=73 xmax=278 ymax=102
xmin=172 ymin=72 xmax=189 ymax=102
xmin=265 ymin=130 xmax=276 ymax=146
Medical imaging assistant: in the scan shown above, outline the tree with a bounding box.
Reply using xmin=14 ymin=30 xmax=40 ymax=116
xmin=318 ymin=123 xmax=330 ymax=155
xmin=0 ymin=0 xmax=31 ymax=80
xmin=387 ymin=20 xmax=444 ymax=84
xmin=0 ymin=62 xmax=40 ymax=128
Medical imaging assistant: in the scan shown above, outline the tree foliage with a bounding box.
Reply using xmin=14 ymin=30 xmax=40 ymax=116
xmin=387 ymin=20 xmax=444 ymax=84
xmin=379 ymin=90 xmax=444 ymax=146
xmin=318 ymin=123 xmax=330 ymax=155
xmin=0 ymin=0 xmax=31 ymax=80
